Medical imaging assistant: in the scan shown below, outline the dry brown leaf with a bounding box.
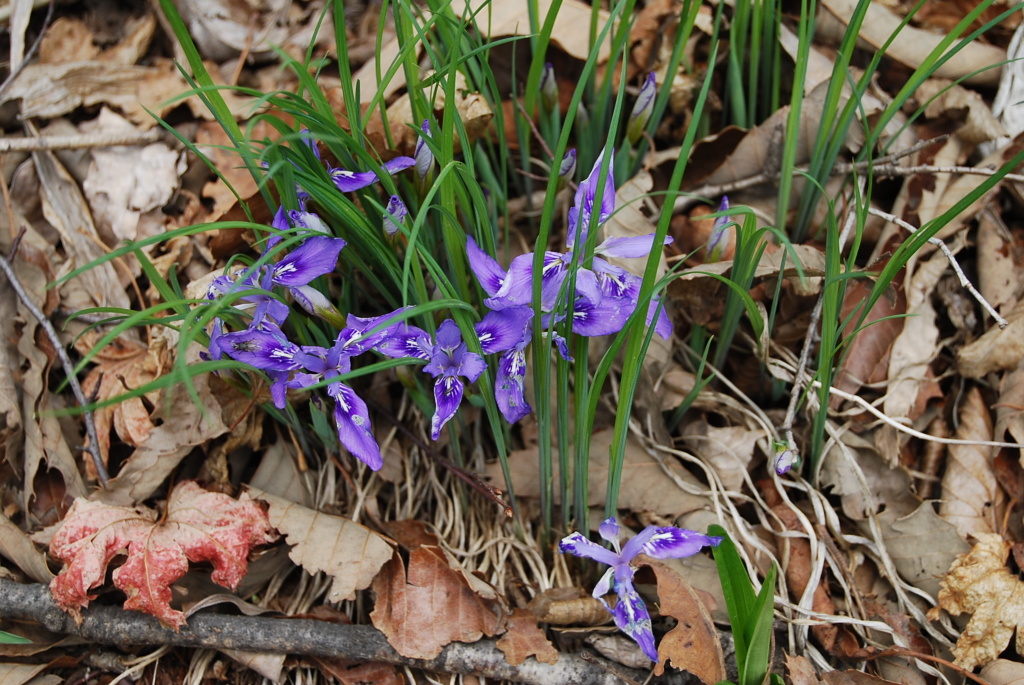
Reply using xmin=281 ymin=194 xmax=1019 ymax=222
xmin=354 ymin=0 xmax=614 ymax=101
xmin=681 ymin=423 xmax=764 ymax=491
xmin=643 ymin=558 xmax=726 ymax=682
xmin=39 ymin=17 xmax=100 ymax=63
xmin=929 ymin=534 xmax=1024 ymax=671
xmin=251 ymin=489 xmax=393 ymax=604
xmin=94 ymin=346 xmax=233 ymax=506
xmin=76 ymin=331 xmax=167 ymax=467
xmin=370 ymin=546 xmax=502 ymax=659
xmin=495 ymin=608 xmax=559 ymax=666
xmin=486 ymin=429 xmax=709 ymax=518
xmin=0 ymin=513 xmax=52 ymax=583
xmin=81 ymin=109 xmax=186 ymax=244
xmin=527 ymin=587 xmax=610 ymax=626
xmin=978 ymin=211 xmax=1022 ymax=315
xmin=959 ymin=298 xmax=1024 ymax=377
xmin=939 ymin=386 xmax=1004 ymax=539
xmin=995 ymin=366 xmax=1024 ymax=472
xmin=916 ymin=78 xmax=1006 ymax=145
xmin=821 ymin=0 xmax=1004 ymax=86
xmin=981 ymin=659 xmax=1024 ymax=685
xmin=878 ymin=503 xmax=970 ymax=600
xmin=787 ymin=654 xmax=821 ymax=684
xmin=822 ymin=672 xmax=901 ymax=685
xmin=13 ymin=238 xmax=88 ymax=505
xmin=832 ymin=274 xmax=906 ymax=405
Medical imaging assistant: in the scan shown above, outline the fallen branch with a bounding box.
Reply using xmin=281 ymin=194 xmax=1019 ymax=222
xmin=0 ymin=243 xmax=109 ymax=484
xmin=0 ymin=580 xmax=656 ymax=685
xmin=0 ymin=130 xmax=165 ymax=153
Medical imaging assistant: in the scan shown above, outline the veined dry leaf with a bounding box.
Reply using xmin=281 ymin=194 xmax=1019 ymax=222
xmin=49 ymin=481 xmax=277 ymax=629
xmin=959 ymin=298 xmax=1024 ymax=377
xmin=643 ymin=558 xmax=726 ymax=682
xmin=939 ymin=387 xmax=1004 ymax=539
xmin=486 ymin=429 xmax=709 ymax=518
xmin=251 ymin=489 xmax=393 ymax=604
xmin=496 ymin=608 xmax=559 ymax=666
xmin=370 ymin=546 xmax=502 ymax=659
xmin=878 ymin=503 xmax=970 ymax=600
xmin=915 ymin=78 xmax=1006 ymax=145
xmin=76 ymin=331 xmax=168 ymax=467
xmin=681 ymin=422 xmax=764 ymax=491
xmin=0 ymin=663 xmax=52 ymax=685
xmin=82 ymin=109 xmax=186 ymax=244
xmin=995 ymin=365 xmax=1024 ymax=469
xmin=821 ymin=0 xmax=1004 ymax=86
xmin=928 ymin=534 xmax=1024 ymax=671
xmin=0 ymin=513 xmax=52 ymax=583
xmin=39 ymin=17 xmax=100 ymax=62
xmin=94 ymin=343 xmax=233 ymax=506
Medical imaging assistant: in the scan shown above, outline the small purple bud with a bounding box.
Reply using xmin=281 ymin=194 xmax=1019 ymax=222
xmin=706 ymin=195 xmax=731 ymax=263
xmin=774 ymin=442 xmax=796 ymax=475
xmin=626 ymin=72 xmax=657 ymax=146
xmin=414 ymin=120 xmax=434 ymax=183
xmin=383 ymin=195 xmax=407 ymax=237
xmin=558 ymin=149 xmax=577 ymax=181
xmin=540 ymin=62 xmax=558 ymax=112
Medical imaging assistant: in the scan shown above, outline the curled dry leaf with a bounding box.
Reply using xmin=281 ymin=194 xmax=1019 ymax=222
xmin=370 ymin=546 xmax=502 ymax=660
xmin=49 ymin=481 xmax=278 ymax=629
xmin=928 ymin=534 xmax=1024 ymax=671
xmin=250 ymin=489 xmax=394 ymax=604
xmin=959 ymin=298 xmax=1024 ymax=377
xmin=495 ymin=608 xmax=559 ymax=666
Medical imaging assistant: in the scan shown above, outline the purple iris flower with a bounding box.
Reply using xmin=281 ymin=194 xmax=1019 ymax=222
xmin=414 ymin=120 xmax=434 ymax=184
xmin=559 ymin=518 xmax=722 ymax=661
xmin=286 ymin=317 xmax=398 ymax=470
xmin=216 ymin=321 xmax=304 ymax=408
xmin=293 ymin=128 xmax=415 ymax=194
xmin=706 ymin=195 xmax=731 ymax=263
xmin=475 ymin=306 xmax=535 ymax=423
xmin=466 ymin=149 xmax=674 ymax=340
xmin=375 ymin=318 xmax=487 ymax=439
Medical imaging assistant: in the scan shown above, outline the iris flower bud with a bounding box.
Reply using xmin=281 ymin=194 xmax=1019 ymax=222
xmin=540 ymin=62 xmax=558 ymax=112
xmin=626 ymin=72 xmax=657 ymax=146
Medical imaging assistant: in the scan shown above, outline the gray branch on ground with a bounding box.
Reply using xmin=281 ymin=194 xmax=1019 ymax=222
xmin=0 ymin=579 xmax=675 ymax=685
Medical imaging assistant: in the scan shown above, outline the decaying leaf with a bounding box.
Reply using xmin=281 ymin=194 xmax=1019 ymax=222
xmin=49 ymin=481 xmax=277 ymax=629
xmin=527 ymin=587 xmax=610 ymax=626
xmin=959 ymin=298 xmax=1024 ymax=377
xmin=496 ymin=608 xmax=559 ymax=666
xmin=370 ymin=546 xmax=502 ymax=659
xmin=487 ymin=429 xmax=710 ymax=518
xmin=250 ymin=489 xmax=393 ymax=604
xmin=643 ymin=558 xmax=726 ymax=682
xmin=878 ymin=503 xmax=970 ymax=600
xmin=929 ymin=534 xmax=1024 ymax=671
xmin=939 ymin=387 xmax=1004 ymax=539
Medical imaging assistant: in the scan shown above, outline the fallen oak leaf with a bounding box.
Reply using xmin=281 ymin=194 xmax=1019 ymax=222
xmin=927 ymin=533 xmax=1024 ymax=671
xmin=49 ymin=481 xmax=278 ymax=630
xmin=496 ymin=608 xmax=559 ymax=666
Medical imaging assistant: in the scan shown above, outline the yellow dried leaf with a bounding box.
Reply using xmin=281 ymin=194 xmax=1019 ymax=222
xmin=928 ymin=534 xmax=1024 ymax=671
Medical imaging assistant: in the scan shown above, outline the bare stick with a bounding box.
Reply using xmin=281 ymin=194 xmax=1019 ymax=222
xmin=868 ymin=207 xmax=1008 ymax=328
xmin=0 ymin=130 xmax=165 ymax=153
xmin=0 ymin=580 xmax=641 ymax=685
xmin=0 ymin=245 xmax=109 ymax=485
xmin=858 ymin=163 xmax=1024 ymax=185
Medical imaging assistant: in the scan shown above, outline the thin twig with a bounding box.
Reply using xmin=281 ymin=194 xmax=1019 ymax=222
xmin=868 ymin=207 xmax=1008 ymax=328
xmin=820 ymin=382 xmax=1023 ymax=450
xmin=0 ymin=580 xmax=638 ymax=685
xmin=858 ymin=163 xmax=1024 ymax=185
xmin=0 ymin=130 xmax=164 ymax=153
xmin=0 ymin=244 xmax=109 ymax=485
xmin=0 ymin=0 xmax=54 ymax=101
xmin=514 ymin=99 xmax=556 ymax=164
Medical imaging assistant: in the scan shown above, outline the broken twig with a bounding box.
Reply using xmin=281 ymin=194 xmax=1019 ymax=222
xmin=0 ymin=244 xmax=109 ymax=485
xmin=0 ymin=580 xmax=645 ymax=685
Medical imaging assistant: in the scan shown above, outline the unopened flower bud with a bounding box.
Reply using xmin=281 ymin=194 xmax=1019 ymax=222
xmin=540 ymin=62 xmax=558 ymax=112
xmin=773 ymin=442 xmax=797 ymax=476
xmin=558 ymin=149 xmax=577 ymax=181
xmin=414 ymin=120 xmax=434 ymax=184
xmin=706 ymin=195 xmax=731 ymax=263
xmin=382 ymin=195 xmax=407 ymax=237
xmin=626 ymin=72 xmax=657 ymax=146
